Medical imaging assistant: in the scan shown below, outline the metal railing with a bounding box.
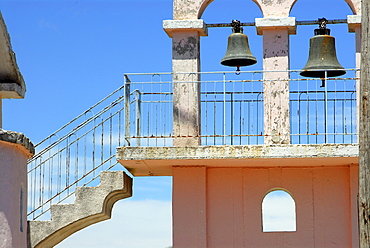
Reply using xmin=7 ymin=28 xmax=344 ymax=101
xmin=124 ymin=70 xmax=357 ymax=146
xmin=290 ymin=69 xmax=357 ymax=144
xmin=200 ymin=72 xmax=264 ymax=145
xmin=28 ymin=69 xmax=358 ymax=220
xmin=28 ymin=85 xmax=127 ymax=220
xmin=124 ymin=71 xmax=264 ymax=146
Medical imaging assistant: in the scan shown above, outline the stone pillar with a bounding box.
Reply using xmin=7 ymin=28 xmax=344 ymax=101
xmin=255 ymin=17 xmax=296 ymax=144
xmin=348 ymin=14 xmax=361 ymax=134
xmin=0 ymin=130 xmax=34 ymax=248
xmin=163 ymin=20 xmax=207 ymax=146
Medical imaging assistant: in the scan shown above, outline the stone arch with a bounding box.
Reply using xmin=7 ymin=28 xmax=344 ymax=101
xmin=173 ymin=0 xmax=214 ymax=20
xmin=290 ymin=0 xmax=360 ymax=17
xmin=173 ymin=0 xmax=361 ymax=20
xmin=343 ymin=0 xmax=361 ymax=14
xmin=173 ymin=0 xmax=263 ymax=20
xmin=262 ymin=188 xmax=296 ymax=232
xmin=251 ymin=0 xmax=298 ymax=17
xmin=197 ymin=0 xmax=215 ymax=19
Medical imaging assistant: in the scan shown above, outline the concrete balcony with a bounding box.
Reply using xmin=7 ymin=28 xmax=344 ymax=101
xmin=118 ymin=69 xmax=359 ymax=176
xmin=117 ymin=144 xmax=358 ymax=176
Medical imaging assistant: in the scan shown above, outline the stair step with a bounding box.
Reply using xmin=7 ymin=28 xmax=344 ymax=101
xmin=28 ymin=171 xmax=132 ymax=248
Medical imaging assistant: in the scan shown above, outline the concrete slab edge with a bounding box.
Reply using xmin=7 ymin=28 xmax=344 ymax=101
xmin=117 ymin=144 xmax=359 ymax=161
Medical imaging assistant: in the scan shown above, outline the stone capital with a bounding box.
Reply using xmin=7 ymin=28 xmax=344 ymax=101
xmin=347 ymin=15 xmax=361 ymax=33
xmin=255 ymin=17 xmax=296 ymax=35
xmin=163 ymin=19 xmax=208 ymax=38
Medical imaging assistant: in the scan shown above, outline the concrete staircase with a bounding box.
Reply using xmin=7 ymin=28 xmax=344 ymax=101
xmin=28 ymin=171 xmax=132 ymax=248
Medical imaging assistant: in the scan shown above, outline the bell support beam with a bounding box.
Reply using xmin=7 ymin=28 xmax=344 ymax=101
xmin=163 ymin=20 xmax=207 ymax=147
xmin=255 ymin=17 xmax=296 ymax=145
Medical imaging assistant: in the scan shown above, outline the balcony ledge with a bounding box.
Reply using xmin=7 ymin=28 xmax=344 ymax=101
xmin=116 ymin=144 xmax=358 ymax=176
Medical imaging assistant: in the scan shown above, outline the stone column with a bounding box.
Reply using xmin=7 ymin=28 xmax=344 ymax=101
xmin=0 ymin=130 xmax=34 ymax=248
xmin=163 ymin=20 xmax=207 ymax=146
xmin=163 ymin=19 xmax=208 ymax=248
xmin=255 ymin=17 xmax=296 ymax=144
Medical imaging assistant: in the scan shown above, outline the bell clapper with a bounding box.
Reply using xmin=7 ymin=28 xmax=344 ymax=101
xmin=235 ymin=66 xmax=241 ymax=75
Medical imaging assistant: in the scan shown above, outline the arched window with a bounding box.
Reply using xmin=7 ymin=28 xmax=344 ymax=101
xmin=262 ymin=190 xmax=296 ymax=232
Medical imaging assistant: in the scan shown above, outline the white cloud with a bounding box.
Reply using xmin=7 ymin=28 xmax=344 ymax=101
xmin=38 ymin=18 xmax=59 ymax=33
xmin=55 ymin=199 xmax=172 ymax=248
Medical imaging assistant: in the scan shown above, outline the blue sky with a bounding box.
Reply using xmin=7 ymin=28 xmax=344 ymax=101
xmin=0 ymin=0 xmax=357 ymax=247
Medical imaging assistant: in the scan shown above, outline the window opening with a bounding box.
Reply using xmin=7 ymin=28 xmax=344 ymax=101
xmin=262 ymin=190 xmax=296 ymax=232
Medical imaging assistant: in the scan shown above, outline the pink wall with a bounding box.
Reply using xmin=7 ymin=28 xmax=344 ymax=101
xmin=173 ymin=167 xmax=207 ymax=247
xmin=0 ymin=141 xmax=30 ymax=248
xmin=173 ymin=164 xmax=359 ymax=248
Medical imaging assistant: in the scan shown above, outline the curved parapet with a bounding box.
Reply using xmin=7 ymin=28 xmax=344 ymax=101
xmin=28 ymin=171 xmax=133 ymax=248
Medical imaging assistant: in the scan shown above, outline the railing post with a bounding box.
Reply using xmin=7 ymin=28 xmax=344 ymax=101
xmin=135 ymin=90 xmax=141 ymax=147
xmin=124 ymin=75 xmax=131 ymax=146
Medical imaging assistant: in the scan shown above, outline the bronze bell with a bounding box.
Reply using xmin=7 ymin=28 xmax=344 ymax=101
xmin=221 ymin=20 xmax=257 ymax=72
xmin=300 ymin=18 xmax=345 ymax=79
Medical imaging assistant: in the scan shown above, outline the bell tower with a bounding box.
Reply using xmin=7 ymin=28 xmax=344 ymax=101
xmin=117 ymin=0 xmax=362 ymax=247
